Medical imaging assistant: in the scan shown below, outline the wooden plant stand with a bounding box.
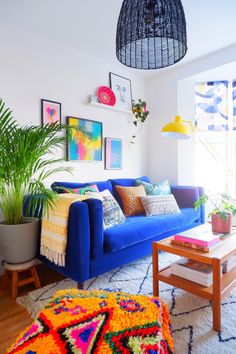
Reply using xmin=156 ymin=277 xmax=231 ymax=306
xmin=3 ymin=259 xmax=41 ymax=300
xmin=152 ymin=232 xmax=236 ymax=332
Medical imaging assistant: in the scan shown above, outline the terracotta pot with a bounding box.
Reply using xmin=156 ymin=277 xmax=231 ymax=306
xmin=211 ymin=213 xmax=232 ymax=234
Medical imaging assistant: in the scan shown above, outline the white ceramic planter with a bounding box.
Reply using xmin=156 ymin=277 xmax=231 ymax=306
xmin=0 ymin=217 xmax=40 ymax=264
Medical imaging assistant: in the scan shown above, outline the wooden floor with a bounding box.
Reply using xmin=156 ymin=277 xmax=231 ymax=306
xmin=0 ymin=264 xmax=65 ymax=353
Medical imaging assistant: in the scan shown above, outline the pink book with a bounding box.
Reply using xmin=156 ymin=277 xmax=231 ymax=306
xmin=174 ymin=226 xmax=221 ymax=247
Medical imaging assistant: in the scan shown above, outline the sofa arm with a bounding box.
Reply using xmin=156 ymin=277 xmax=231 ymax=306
xmin=84 ymin=198 xmax=104 ymax=259
xmin=24 ymin=196 xmax=91 ymax=282
xmin=171 ymin=185 xmax=205 ymax=223
xmin=66 ymin=201 xmax=90 ymax=281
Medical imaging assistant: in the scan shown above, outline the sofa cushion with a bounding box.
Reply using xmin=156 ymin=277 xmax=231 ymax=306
xmin=135 ymin=179 xmax=171 ymax=195
xmin=171 ymin=185 xmax=200 ymax=208
xmin=51 ymin=180 xmax=113 ymax=194
xmin=86 ymin=189 xmax=126 ymax=228
xmin=141 ymin=194 xmax=181 ymax=216
xmin=115 ymin=185 xmax=146 ymax=216
xmin=109 ymin=176 xmax=150 ymax=206
xmin=104 ymin=208 xmax=200 ymax=253
xmin=64 ymin=184 xmax=99 ymax=194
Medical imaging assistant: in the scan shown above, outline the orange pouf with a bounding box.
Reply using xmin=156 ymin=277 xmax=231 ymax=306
xmin=8 ymin=289 xmax=174 ymax=353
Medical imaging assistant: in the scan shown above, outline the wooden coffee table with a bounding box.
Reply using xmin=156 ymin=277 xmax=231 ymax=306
xmin=152 ymin=231 xmax=236 ymax=331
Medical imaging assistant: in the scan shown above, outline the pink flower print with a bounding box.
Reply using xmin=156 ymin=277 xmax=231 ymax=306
xmin=46 ymin=107 xmax=57 ymax=123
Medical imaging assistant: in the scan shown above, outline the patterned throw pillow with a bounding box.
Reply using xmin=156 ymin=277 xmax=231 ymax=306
xmin=64 ymin=184 xmax=99 ymax=195
xmin=141 ymin=194 xmax=181 ymax=216
xmin=86 ymin=189 xmax=125 ymax=229
xmin=135 ymin=179 xmax=171 ymax=195
xmin=115 ymin=185 xmax=146 ymax=216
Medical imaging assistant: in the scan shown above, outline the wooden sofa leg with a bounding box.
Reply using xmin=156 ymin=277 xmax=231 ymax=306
xmin=77 ymin=282 xmax=84 ymax=290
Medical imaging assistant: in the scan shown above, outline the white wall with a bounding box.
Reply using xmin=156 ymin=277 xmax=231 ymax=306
xmin=177 ymin=78 xmax=196 ymax=185
xmin=147 ymin=44 xmax=236 ymax=184
xmin=0 ymin=20 xmax=148 ymax=185
xmin=0 ymin=20 xmax=149 ymax=273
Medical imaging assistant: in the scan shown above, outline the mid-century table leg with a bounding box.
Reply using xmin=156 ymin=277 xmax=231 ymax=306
xmin=152 ymin=243 xmax=159 ymax=297
xmin=212 ymin=258 xmax=221 ymax=332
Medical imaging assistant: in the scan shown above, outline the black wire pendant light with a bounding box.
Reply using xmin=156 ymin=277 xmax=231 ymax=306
xmin=116 ymin=0 xmax=187 ymax=70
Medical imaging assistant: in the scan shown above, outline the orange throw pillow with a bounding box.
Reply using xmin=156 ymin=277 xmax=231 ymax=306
xmin=115 ymin=185 xmax=146 ymax=216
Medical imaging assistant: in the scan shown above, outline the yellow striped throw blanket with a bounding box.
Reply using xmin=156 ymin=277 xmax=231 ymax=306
xmin=40 ymin=194 xmax=89 ymax=266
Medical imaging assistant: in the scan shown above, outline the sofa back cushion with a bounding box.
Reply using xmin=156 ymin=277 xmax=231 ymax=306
xmin=141 ymin=194 xmax=181 ymax=216
xmin=115 ymin=185 xmax=146 ymax=216
xmin=135 ymin=179 xmax=171 ymax=195
xmin=86 ymin=189 xmax=125 ymax=228
xmin=64 ymin=184 xmax=99 ymax=195
xmin=51 ymin=180 xmax=113 ymax=194
xmin=109 ymin=176 xmax=150 ymax=207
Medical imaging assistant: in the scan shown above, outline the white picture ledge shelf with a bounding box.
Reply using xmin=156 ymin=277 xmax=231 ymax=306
xmin=88 ymin=98 xmax=132 ymax=115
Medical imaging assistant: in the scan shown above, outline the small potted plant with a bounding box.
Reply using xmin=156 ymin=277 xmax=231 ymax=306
xmin=0 ymin=98 xmax=72 ymax=264
xmin=130 ymin=99 xmax=149 ymax=144
xmin=195 ymin=193 xmax=236 ymax=233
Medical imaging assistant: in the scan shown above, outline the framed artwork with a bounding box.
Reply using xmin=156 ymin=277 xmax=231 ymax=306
xmin=109 ymin=72 xmax=132 ymax=110
xmin=66 ymin=116 xmax=102 ymax=161
xmin=41 ymin=99 xmax=61 ymax=125
xmin=195 ymin=81 xmax=228 ymax=131
xmin=105 ymin=138 xmax=122 ymax=170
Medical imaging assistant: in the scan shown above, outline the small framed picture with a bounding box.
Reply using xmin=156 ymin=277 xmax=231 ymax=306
xmin=105 ymin=137 xmax=122 ymax=170
xmin=109 ymin=73 xmax=132 ymax=110
xmin=66 ymin=116 xmax=103 ymax=162
xmin=41 ymin=99 xmax=61 ymax=126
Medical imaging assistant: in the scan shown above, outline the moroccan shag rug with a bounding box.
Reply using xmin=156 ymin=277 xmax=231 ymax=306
xmin=17 ymin=253 xmax=236 ymax=354
xmin=10 ymin=289 xmax=173 ymax=353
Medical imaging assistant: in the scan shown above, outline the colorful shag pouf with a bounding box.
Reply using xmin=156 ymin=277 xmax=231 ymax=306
xmin=8 ymin=289 xmax=174 ymax=353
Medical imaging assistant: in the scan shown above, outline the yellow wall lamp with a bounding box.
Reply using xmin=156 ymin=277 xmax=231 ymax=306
xmin=161 ymin=115 xmax=194 ymax=140
xmin=161 ymin=114 xmax=223 ymax=166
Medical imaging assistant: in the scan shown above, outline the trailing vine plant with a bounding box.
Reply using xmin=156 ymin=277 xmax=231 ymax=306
xmin=130 ymin=99 xmax=149 ymax=144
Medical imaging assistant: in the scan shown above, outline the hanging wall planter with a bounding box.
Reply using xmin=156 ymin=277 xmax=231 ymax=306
xmin=130 ymin=99 xmax=149 ymax=144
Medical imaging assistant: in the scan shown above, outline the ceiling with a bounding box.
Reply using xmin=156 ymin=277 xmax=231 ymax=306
xmin=2 ymin=0 xmax=236 ymax=77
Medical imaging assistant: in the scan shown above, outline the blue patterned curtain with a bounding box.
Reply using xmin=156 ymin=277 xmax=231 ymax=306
xmin=195 ymin=81 xmax=228 ymax=131
xmin=233 ymin=80 xmax=236 ymax=130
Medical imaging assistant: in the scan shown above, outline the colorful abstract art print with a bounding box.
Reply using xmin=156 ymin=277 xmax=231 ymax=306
xmin=195 ymin=81 xmax=229 ymax=131
xmin=67 ymin=117 xmax=102 ymax=161
xmin=105 ymin=138 xmax=122 ymax=170
xmin=41 ymin=99 xmax=61 ymax=126
xmin=109 ymin=73 xmax=132 ymax=111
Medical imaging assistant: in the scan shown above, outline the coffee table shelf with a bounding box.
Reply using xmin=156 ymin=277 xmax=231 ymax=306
xmin=157 ymin=265 xmax=236 ymax=301
xmin=152 ymin=230 xmax=236 ymax=332
xmin=157 ymin=266 xmax=213 ymax=300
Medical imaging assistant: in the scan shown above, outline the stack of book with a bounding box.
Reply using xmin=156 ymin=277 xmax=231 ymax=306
xmin=171 ymin=257 xmax=220 ymax=286
xmin=171 ymin=225 xmax=223 ymax=252
xmin=222 ymin=255 xmax=236 ymax=273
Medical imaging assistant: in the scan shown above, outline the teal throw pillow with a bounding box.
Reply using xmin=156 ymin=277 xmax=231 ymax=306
xmin=135 ymin=179 xmax=171 ymax=195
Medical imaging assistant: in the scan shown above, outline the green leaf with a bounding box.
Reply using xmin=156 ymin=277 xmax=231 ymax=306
xmin=0 ymin=98 xmax=74 ymax=224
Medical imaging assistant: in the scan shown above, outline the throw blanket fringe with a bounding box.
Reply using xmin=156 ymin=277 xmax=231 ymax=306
xmin=40 ymin=194 xmax=89 ymax=266
xmin=40 ymin=245 xmax=66 ymax=267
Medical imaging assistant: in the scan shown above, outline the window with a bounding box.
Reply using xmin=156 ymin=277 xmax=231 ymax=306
xmin=194 ymin=80 xmax=236 ymax=196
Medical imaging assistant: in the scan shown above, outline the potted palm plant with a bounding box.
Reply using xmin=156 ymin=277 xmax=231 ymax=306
xmin=195 ymin=193 xmax=236 ymax=233
xmin=0 ymin=98 xmax=71 ymax=264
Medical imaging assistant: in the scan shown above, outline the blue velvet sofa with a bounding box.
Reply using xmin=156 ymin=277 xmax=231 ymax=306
xmin=37 ymin=176 xmax=205 ymax=287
